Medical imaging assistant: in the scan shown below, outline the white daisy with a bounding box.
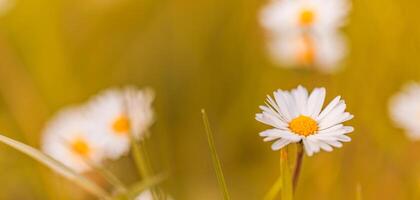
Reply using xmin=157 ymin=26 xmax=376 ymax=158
xmin=260 ymin=0 xmax=351 ymax=35
xmin=256 ymin=85 xmax=354 ymax=156
xmin=268 ymin=32 xmax=347 ymax=72
xmin=389 ymin=83 xmax=420 ymax=140
xmin=87 ymin=86 xmax=154 ymax=160
xmin=41 ymin=107 xmax=106 ymax=173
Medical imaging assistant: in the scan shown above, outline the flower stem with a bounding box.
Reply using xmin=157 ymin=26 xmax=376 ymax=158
xmin=292 ymin=142 xmax=304 ymax=193
xmin=87 ymin=160 xmax=128 ymax=195
xmin=131 ymin=138 xmax=151 ymax=180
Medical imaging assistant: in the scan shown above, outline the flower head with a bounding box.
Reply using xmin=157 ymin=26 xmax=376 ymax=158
xmin=256 ymin=85 xmax=354 ymax=156
xmin=389 ymin=83 xmax=420 ymax=140
xmin=41 ymin=107 xmax=106 ymax=172
xmin=260 ymin=0 xmax=350 ymax=34
xmin=87 ymin=86 xmax=154 ymax=160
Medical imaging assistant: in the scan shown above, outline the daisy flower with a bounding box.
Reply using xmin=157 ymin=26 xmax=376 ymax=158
xmin=87 ymin=86 xmax=154 ymax=160
xmin=389 ymin=83 xmax=420 ymax=140
xmin=41 ymin=107 xmax=106 ymax=173
xmin=260 ymin=0 xmax=351 ymax=35
xmin=268 ymin=33 xmax=346 ymax=72
xmin=256 ymin=85 xmax=354 ymax=156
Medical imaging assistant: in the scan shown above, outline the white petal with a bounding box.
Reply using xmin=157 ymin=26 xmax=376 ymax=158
xmin=317 ymin=96 xmax=341 ymax=120
xmin=302 ymin=140 xmax=314 ymax=156
xmin=273 ymin=90 xmax=293 ymax=121
xmin=292 ymin=85 xmax=309 ymax=115
xmin=319 ymin=112 xmax=353 ymax=130
xmin=259 ymin=129 xmax=301 ymax=141
xmin=307 ymin=88 xmax=326 ymax=118
xmin=318 ymin=100 xmax=346 ymax=125
xmin=271 ymin=139 xmax=292 ymax=150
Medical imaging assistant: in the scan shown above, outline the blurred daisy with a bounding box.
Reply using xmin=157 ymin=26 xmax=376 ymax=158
xmin=0 ymin=0 xmax=14 ymax=16
xmin=268 ymin=33 xmax=346 ymax=72
xmin=256 ymin=85 xmax=354 ymax=156
xmin=260 ymin=0 xmax=350 ymax=34
xmin=135 ymin=190 xmax=153 ymax=200
xmin=389 ymin=83 xmax=420 ymax=140
xmin=87 ymin=86 xmax=154 ymax=160
xmin=135 ymin=190 xmax=173 ymax=200
xmin=41 ymin=107 xmax=106 ymax=173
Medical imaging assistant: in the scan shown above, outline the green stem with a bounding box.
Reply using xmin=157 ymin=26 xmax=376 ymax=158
xmin=292 ymin=143 xmax=304 ymax=193
xmin=201 ymin=109 xmax=231 ymax=200
xmin=130 ymin=137 xmax=160 ymax=200
xmin=87 ymin=161 xmax=128 ymax=195
xmin=131 ymin=138 xmax=151 ymax=180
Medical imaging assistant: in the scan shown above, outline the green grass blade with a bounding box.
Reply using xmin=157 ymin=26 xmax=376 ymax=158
xmin=0 ymin=134 xmax=111 ymax=200
xmin=201 ymin=109 xmax=231 ymax=200
xmin=280 ymin=147 xmax=293 ymax=200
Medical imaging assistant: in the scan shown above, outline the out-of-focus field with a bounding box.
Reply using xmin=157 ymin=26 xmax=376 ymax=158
xmin=0 ymin=0 xmax=420 ymax=199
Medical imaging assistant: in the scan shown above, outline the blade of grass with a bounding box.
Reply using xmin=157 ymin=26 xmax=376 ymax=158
xmin=201 ymin=109 xmax=231 ymax=200
xmin=0 ymin=133 xmax=111 ymax=200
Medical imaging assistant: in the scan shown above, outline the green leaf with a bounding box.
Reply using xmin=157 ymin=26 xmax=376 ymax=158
xmin=0 ymin=134 xmax=111 ymax=200
xmin=201 ymin=109 xmax=231 ymax=200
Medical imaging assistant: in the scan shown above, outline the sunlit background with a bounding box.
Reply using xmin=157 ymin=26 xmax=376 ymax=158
xmin=1 ymin=0 xmax=420 ymax=199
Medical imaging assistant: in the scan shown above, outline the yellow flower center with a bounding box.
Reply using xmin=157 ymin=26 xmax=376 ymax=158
xmin=112 ymin=115 xmax=131 ymax=134
xmin=299 ymin=9 xmax=315 ymax=26
xmin=71 ymin=138 xmax=90 ymax=156
xmin=289 ymin=115 xmax=318 ymax=136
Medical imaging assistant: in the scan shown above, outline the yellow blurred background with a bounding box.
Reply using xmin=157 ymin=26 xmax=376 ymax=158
xmin=1 ymin=0 xmax=420 ymax=199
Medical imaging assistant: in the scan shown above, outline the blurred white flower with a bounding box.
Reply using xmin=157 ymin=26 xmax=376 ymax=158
xmin=135 ymin=190 xmax=173 ymax=200
xmin=0 ymin=0 xmax=14 ymax=16
xmin=260 ymin=0 xmax=350 ymax=72
xmin=87 ymin=86 xmax=154 ymax=160
xmin=389 ymin=83 xmax=420 ymax=140
xmin=41 ymin=107 xmax=106 ymax=173
xmin=260 ymin=0 xmax=350 ymax=35
xmin=256 ymin=85 xmax=354 ymax=156
xmin=135 ymin=190 xmax=154 ymax=200
xmin=268 ymin=33 xmax=346 ymax=72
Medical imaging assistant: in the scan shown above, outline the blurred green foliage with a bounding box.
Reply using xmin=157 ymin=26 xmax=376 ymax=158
xmin=0 ymin=0 xmax=420 ymax=199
